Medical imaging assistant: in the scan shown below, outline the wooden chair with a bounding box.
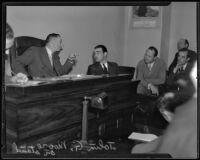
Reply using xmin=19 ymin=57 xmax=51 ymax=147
xmin=10 ymin=36 xmax=45 ymax=76
xmin=118 ymin=66 xmax=135 ymax=78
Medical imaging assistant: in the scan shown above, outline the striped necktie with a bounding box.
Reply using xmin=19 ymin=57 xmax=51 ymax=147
xmin=103 ymin=64 xmax=108 ymax=74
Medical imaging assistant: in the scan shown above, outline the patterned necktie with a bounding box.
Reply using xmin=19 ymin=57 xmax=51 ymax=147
xmin=103 ymin=64 xmax=108 ymax=74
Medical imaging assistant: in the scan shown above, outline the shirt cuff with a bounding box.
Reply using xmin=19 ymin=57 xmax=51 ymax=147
xmin=147 ymin=83 xmax=151 ymax=89
xmin=68 ymin=58 xmax=75 ymax=64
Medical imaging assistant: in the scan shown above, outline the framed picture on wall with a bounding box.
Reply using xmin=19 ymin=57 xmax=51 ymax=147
xmin=130 ymin=6 xmax=161 ymax=28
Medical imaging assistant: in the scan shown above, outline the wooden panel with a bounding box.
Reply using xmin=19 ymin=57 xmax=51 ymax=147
xmin=4 ymin=75 xmax=139 ymax=154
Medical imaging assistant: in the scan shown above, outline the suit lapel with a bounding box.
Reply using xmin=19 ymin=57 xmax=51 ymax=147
xmin=94 ymin=62 xmax=103 ymax=74
xmin=52 ymin=53 xmax=61 ymax=76
xmin=40 ymin=47 xmax=55 ymax=76
xmin=107 ymin=62 xmax=112 ymax=73
xmin=98 ymin=63 xmax=104 ymax=73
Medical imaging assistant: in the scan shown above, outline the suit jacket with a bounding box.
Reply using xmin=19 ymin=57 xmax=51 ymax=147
xmin=168 ymin=49 xmax=196 ymax=72
xmin=87 ymin=61 xmax=119 ymax=75
xmin=136 ymin=57 xmax=167 ymax=95
xmin=13 ymin=46 xmax=73 ymax=78
xmin=166 ymin=62 xmax=194 ymax=91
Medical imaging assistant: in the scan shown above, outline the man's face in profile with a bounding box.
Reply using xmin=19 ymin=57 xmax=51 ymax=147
xmin=51 ymin=36 xmax=63 ymax=52
xmin=177 ymin=51 xmax=189 ymax=65
xmin=144 ymin=49 xmax=155 ymax=64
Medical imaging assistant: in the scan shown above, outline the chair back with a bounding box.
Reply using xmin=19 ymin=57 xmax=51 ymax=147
xmin=10 ymin=36 xmax=45 ymax=73
xmin=13 ymin=36 xmax=45 ymax=57
xmin=118 ymin=66 xmax=135 ymax=78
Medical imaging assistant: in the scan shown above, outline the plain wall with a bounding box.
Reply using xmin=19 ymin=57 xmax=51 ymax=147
xmin=160 ymin=4 xmax=171 ymax=66
xmin=7 ymin=6 xmax=125 ymax=74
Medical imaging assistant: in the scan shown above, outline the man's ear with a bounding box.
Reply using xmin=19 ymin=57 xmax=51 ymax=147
xmin=104 ymin=52 xmax=108 ymax=57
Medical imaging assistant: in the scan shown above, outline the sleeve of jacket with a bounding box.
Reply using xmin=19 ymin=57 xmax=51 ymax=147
xmin=12 ymin=47 xmax=34 ymax=75
xmin=136 ymin=61 xmax=148 ymax=87
xmin=114 ymin=62 xmax=119 ymax=74
xmin=62 ymin=58 xmax=74 ymax=74
xmin=147 ymin=60 xmax=167 ymax=85
xmin=87 ymin=65 xmax=95 ymax=75
xmin=169 ymin=52 xmax=178 ymax=72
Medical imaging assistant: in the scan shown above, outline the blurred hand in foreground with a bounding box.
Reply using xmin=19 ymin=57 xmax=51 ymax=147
xmin=11 ymin=73 xmax=28 ymax=84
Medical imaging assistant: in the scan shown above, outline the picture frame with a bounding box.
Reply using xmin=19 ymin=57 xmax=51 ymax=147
xmin=130 ymin=6 xmax=161 ymax=29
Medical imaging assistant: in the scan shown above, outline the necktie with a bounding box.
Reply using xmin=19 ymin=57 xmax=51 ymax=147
xmin=103 ymin=64 xmax=108 ymax=74
xmin=52 ymin=55 xmax=59 ymax=76
xmin=148 ymin=64 xmax=152 ymax=71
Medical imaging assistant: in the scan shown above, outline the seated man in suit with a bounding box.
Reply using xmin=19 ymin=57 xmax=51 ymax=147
xmin=168 ymin=38 xmax=196 ymax=72
xmin=166 ymin=48 xmax=194 ymax=92
xmin=13 ymin=33 xmax=77 ymax=78
xmin=136 ymin=46 xmax=166 ymax=96
xmin=5 ymin=23 xmax=28 ymax=84
xmin=87 ymin=45 xmax=118 ymax=75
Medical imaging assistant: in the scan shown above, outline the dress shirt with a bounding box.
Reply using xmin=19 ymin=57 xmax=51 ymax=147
xmin=147 ymin=61 xmax=155 ymax=71
xmin=46 ymin=47 xmax=53 ymax=66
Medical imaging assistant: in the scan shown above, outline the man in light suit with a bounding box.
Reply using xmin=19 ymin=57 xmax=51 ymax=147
xmin=136 ymin=46 xmax=166 ymax=96
xmin=87 ymin=45 xmax=118 ymax=75
xmin=13 ymin=33 xmax=77 ymax=78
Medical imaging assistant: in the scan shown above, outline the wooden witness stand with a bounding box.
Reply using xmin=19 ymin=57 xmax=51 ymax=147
xmin=3 ymin=74 xmax=140 ymax=156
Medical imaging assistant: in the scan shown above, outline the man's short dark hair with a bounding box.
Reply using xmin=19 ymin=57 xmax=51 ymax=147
xmin=148 ymin=46 xmax=158 ymax=57
xmin=94 ymin=45 xmax=108 ymax=53
xmin=6 ymin=23 xmax=14 ymax=39
xmin=45 ymin=33 xmax=60 ymax=44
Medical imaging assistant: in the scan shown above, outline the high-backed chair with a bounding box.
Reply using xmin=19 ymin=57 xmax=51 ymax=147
xmin=10 ymin=36 xmax=45 ymax=73
xmin=118 ymin=66 xmax=135 ymax=78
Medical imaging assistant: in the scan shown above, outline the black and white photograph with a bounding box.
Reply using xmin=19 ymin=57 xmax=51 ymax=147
xmin=1 ymin=1 xmax=199 ymax=159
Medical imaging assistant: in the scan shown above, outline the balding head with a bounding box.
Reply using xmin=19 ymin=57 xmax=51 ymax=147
xmin=177 ymin=38 xmax=189 ymax=51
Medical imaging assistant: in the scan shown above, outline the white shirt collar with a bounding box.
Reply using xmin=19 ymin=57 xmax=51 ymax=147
xmin=147 ymin=61 xmax=155 ymax=71
xmin=46 ymin=47 xmax=53 ymax=57
xmin=100 ymin=62 xmax=108 ymax=69
xmin=45 ymin=47 xmax=53 ymax=66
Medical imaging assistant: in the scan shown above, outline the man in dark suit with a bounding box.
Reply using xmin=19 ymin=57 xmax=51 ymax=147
xmin=168 ymin=38 xmax=196 ymax=72
xmin=87 ymin=45 xmax=118 ymax=75
xmin=13 ymin=33 xmax=77 ymax=78
xmin=166 ymin=48 xmax=194 ymax=92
